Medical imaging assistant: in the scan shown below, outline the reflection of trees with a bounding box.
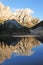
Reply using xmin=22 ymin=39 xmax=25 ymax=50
xmin=0 ymin=3 xmax=43 ymax=63
xmin=0 ymin=19 xmax=43 ymax=63
xmin=0 ymin=37 xmax=40 ymax=63
xmin=0 ymin=20 xmax=43 ymax=48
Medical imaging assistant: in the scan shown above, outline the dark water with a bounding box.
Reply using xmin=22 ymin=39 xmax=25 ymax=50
xmin=0 ymin=44 xmax=43 ymax=65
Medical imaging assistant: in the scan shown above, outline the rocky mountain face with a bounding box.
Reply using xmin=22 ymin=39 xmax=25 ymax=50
xmin=0 ymin=3 xmax=41 ymax=63
xmin=0 ymin=3 xmax=40 ymax=27
xmin=0 ymin=3 xmax=14 ymax=23
xmin=14 ymin=9 xmax=40 ymax=28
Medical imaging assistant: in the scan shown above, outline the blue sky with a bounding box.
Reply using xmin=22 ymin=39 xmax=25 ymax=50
xmin=0 ymin=0 xmax=43 ymax=20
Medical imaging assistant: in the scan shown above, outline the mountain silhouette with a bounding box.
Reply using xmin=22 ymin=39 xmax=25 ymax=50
xmin=0 ymin=19 xmax=43 ymax=47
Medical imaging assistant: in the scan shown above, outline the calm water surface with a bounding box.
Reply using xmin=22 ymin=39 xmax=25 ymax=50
xmin=0 ymin=44 xmax=43 ymax=65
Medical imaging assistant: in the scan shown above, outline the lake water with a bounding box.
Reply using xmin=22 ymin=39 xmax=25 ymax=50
xmin=0 ymin=44 xmax=43 ymax=65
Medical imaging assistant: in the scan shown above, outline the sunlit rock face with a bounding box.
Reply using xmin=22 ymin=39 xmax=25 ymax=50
xmin=0 ymin=37 xmax=40 ymax=63
xmin=13 ymin=9 xmax=40 ymax=28
xmin=0 ymin=3 xmax=41 ymax=63
xmin=0 ymin=3 xmax=14 ymax=23
xmin=0 ymin=3 xmax=40 ymax=28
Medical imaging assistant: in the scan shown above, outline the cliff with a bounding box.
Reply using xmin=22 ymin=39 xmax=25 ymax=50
xmin=0 ymin=3 xmax=40 ymax=28
xmin=0 ymin=3 xmax=41 ymax=63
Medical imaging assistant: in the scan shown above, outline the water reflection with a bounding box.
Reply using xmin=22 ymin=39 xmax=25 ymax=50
xmin=1 ymin=44 xmax=43 ymax=65
xmin=0 ymin=37 xmax=40 ymax=63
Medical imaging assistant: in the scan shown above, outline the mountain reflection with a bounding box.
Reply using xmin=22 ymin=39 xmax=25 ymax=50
xmin=0 ymin=20 xmax=43 ymax=63
xmin=0 ymin=37 xmax=41 ymax=63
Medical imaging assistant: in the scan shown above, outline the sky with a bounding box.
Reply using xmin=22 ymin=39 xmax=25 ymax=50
xmin=0 ymin=0 xmax=43 ymax=20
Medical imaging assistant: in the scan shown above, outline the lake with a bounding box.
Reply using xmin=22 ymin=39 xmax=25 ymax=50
xmin=0 ymin=44 xmax=43 ymax=65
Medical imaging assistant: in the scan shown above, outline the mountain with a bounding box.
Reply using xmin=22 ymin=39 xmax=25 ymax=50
xmin=0 ymin=3 xmax=14 ymax=23
xmin=0 ymin=3 xmax=42 ymax=63
xmin=0 ymin=3 xmax=40 ymax=28
xmin=14 ymin=11 xmax=40 ymax=28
